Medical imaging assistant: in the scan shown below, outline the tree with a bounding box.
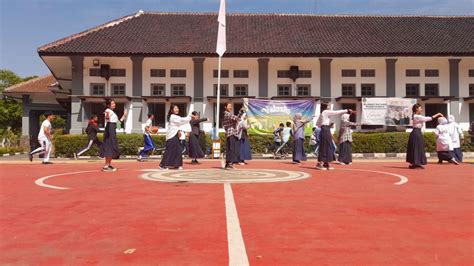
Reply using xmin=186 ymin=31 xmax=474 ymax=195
xmin=0 ymin=69 xmax=23 ymax=92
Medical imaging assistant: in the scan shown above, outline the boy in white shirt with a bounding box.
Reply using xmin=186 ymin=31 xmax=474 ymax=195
xmin=138 ymin=113 xmax=156 ymax=161
xmin=29 ymin=111 xmax=54 ymax=164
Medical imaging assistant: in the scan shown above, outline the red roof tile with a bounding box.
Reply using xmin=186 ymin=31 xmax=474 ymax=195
xmin=3 ymin=75 xmax=56 ymax=94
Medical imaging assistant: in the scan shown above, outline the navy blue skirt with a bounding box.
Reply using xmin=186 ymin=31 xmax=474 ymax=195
xmin=338 ymin=141 xmax=352 ymax=164
xmin=239 ymin=138 xmax=252 ymax=161
xmin=160 ymin=134 xmax=183 ymax=168
xmin=188 ymin=134 xmax=205 ymax=158
xmin=318 ymin=125 xmax=336 ymax=163
xmin=292 ymin=138 xmax=307 ymax=162
xmin=406 ymin=128 xmax=427 ymax=166
xmin=99 ymin=122 xmax=120 ymax=159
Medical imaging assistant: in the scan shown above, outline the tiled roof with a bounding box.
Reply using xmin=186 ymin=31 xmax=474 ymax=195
xmin=38 ymin=12 xmax=473 ymax=56
xmin=3 ymin=75 xmax=56 ymax=94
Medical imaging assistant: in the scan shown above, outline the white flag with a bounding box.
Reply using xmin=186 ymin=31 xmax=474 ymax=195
xmin=216 ymin=0 xmax=226 ymax=57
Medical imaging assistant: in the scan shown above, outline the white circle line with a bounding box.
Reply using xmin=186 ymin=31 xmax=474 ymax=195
xmin=335 ymin=168 xmax=409 ymax=185
xmin=34 ymin=170 xmax=99 ymax=190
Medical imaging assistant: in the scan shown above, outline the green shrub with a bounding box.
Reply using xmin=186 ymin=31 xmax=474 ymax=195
xmin=53 ymin=131 xmax=473 ymax=158
xmin=0 ymin=146 xmax=24 ymax=155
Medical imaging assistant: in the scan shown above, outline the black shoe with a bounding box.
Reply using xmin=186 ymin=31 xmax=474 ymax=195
xmin=437 ymin=160 xmax=443 ymax=164
xmin=29 ymin=153 xmax=33 ymax=162
xmin=42 ymin=162 xmax=53 ymax=165
xmin=108 ymin=165 xmax=117 ymax=171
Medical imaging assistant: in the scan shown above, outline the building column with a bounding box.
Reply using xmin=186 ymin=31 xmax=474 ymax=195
xmin=131 ymin=56 xmax=145 ymax=134
xmin=70 ymin=56 xmax=84 ymax=134
xmin=258 ymin=58 xmax=269 ymax=98
xmin=319 ymin=58 xmax=332 ymax=98
xmin=449 ymin=59 xmax=461 ymax=120
xmin=21 ymin=95 xmax=30 ymax=136
xmin=386 ymin=58 xmax=397 ymax=97
xmin=193 ymin=58 xmax=205 ymax=114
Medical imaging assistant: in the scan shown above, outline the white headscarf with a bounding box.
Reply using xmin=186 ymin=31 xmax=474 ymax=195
xmin=341 ymin=113 xmax=350 ymax=122
xmin=293 ymin=113 xmax=302 ymax=122
xmin=438 ymin=117 xmax=448 ymax=125
xmin=448 ymin=115 xmax=455 ymax=124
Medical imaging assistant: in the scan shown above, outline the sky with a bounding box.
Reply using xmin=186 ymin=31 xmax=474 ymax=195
xmin=0 ymin=0 xmax=472 ymax=77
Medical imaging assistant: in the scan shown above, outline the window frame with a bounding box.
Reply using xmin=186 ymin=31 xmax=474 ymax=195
xmin=171 ymin=84 xmax=186 ymax=96
xmin=233 ymin=84 xmax=248 ymax=97
xmin=277 ymin=84 xmax=292 ymax=96
xmin=405 ymin=83 xmax=420 ymax=97
xmin=150 ymin=69 xmax=166 ymax=77
xmin=360 ymin=83 xmax=375 ymax=97
xmin=90 ymin=83 xmax=105 ymax=96
xmin=233 ymin=70 xmax=249 ymax=78
xmin=296 ymin=84 xmax=311 ymax=96
xmin=341 ymin=69 xmax=356 ymax=77
xmin=111 ymin=83 xmax=126 ymax=96
xmin=341 ymin=83 xmax=356 ymax=97
xmin=170 ymin=69 xmax=187 ymax=78
xmin=151 ymin=83 xmax=166 ymax=96
xmin=361 ymin=69 xmax=376 ymax=77
xmin=213 ymin=69 xmax=229 ymax=78
xmin=213 ymin=84 xmax=229 ymax=96
xmin=424 ymin=83 xmax=439 ymax=97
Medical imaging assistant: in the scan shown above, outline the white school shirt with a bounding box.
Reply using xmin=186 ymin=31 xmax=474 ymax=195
xmin=144 ymin=118 xmax=153 ymax=134
xmin=105 ymin=108 xmax=119 ymax=123
xmin=166 ymin=114 xmax=192 ymax=140
xmin=38 ymin=119 xmax=51 ymax=140
xmin=412 ymin=114 xmax=432 ymax=129
xmin=282 ymin=128 xmax=291 ymax=142
xmin=435 ymin=124 xmax=453 ymax=152
xmin=447 ymin=122 xmax=463 ymax=148
xmin=320 ymin=110 xmax=347 ymax=126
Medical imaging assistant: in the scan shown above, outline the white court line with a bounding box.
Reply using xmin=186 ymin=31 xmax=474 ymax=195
xmin=34 ymin=170 xmax=99 ymax=190
xmin=224 ymin=183 xmax=249 ymax=266
xmin=336 ymin=168 xmax=409 ymax=185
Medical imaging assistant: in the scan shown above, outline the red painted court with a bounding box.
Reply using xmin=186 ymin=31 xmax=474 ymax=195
xmin=0 ymin=160 xmax=472 ymax=265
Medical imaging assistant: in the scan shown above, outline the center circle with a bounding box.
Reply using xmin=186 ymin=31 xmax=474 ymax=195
xmin=140 ymin=169 xmax=311 ymax=184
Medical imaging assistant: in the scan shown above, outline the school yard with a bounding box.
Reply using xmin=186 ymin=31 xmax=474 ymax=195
xmin=0 ymin=159 xmax=472 ymax=265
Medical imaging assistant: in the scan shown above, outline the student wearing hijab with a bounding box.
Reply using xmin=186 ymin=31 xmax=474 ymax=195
xmin=447 ymin=115 xmax=464 ymax=162
xmin=292 ymin=113 xmax=315 ymax=164
xmin=188 ymin=111 xmax=208 ymax=164
xmin=159 ymin=105 xmax=192 ymax=170
xmin=406 ymin=103 xmax=443 ymax=169
xmin=435 ymin=117 xmax=459 ymax=165
xmin=238 ymin=109 xmax=252 ymax=165
xmin=337 ymin=113 xmax=358 ymax=165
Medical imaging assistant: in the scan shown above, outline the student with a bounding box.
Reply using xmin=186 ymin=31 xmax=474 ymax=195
xmin=447 ymin=115 xmax=464 ymax=162
xmin=137 ymin=113 xmax=156 ymax=162
xmin=29 ymin=111 xmax=55 ymax=164
xmin=406 ymin=103 xmax=443 ymax=169
xmin=159 ymin=105 xmax=192 ymax=170
xmin=238 ymin=110 xmax=252 ymax=165
xmin=188 ymin=111 xmax=208 ymax=164
xmin=292 ymin=113 xmax=315 ymax=164
xmin=337 ymin=113 xmax=358 ymax=165
xmin=223 ymin=103 xmax=243 ymax=169
xmin=317 ymin=106 xmax=355 ymax=170
xmin=74 ymin=115 xmax=101 ymax=159
xmin=99 ymin=99 xmax=126 ymax=172
xmin=273 ymin=123 xmax=284 ymax=157
xmin=435 ymin=117 xmax=459 ymax=165
xmin=309 ymin=127 xmax=318 ymax=156
xmin=275 ymin=122 xmax=292 ymax=158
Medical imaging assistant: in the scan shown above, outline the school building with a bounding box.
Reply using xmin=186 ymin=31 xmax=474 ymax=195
xmin=4 ymin=11 xmax=474 ymax=140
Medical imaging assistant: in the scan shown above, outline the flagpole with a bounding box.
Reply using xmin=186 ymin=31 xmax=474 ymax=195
xmin=215 ymin=55 xmax=222 ymax=139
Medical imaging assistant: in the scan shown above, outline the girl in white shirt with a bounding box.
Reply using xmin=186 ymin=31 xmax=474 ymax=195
xmin=159 ymin=104 xmax=192 ymax=170
xmin=100 ymin=99 xmax=126 ymax=172
xmin=435 ymin=117 xmax=459 ymax=165
xmin=406 ymin=103 xmax=443 ymax=169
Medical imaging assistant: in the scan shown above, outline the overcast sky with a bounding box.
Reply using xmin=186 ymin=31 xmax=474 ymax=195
xmin=1 ymin=0 xmax=472 ymax=77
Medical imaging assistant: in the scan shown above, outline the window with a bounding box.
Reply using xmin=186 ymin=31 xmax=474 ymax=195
xmin=89 ymin=68 xmax=101 ymax=76
xmin=425 ymin=83 xmax=439 ymax=96
xmin=469 ymin=69 xmax=474 ymax=77
xmin=233 ymin=70 xmax=249 ymax=78
xmin=277 ymin=70 xmax=290 ymax=78
xmin=90 ymin=83 xmax=105 ymax=96
xmin=296 ymin=85 xmax=311 ymax=96
xmin=277 ymin=85 xmax=291 ymax=96
xmin=425 ymin=69 xmax=439 ymax=77
xmin=341 ymin=69 xmax=356 ymax=77
xmin=147 ymin=103 xmax=166 ymax=128
xmin=425 ymin=104 xmax=447 ymax=128
xmin=151 ymin=84 xmax=165 ymax=96
xmin=406 ymin=69 xmax=420 ymax=77
xmin=150 ymin=69 xmax=166 ymax=77
xmin=111 ymin=84 xmax=126 ymax=96
xmin=170 ymin=69 xmax=186 ymax=78
xmin=406 ymin=84 xmax=420 ymax=97
xmin=213 ymin=69 xmax=229 ymax=78
xmin=234 ymin=85 xmax=248 ymax=96
xmin=341 ymin=84 xmax=356 ymax=96
xmin=361 ymin=84 xmax=375 ymax=97
xmin=361 ymin=69 xmax=375 ymax=77
xmin=110 ymin=69 xmax=126 ymax=77
xmin=171 ymin=84 xmax=186 ymax=96
xmin=214 ymin=84 xmax=229 ymax=96
xmin=298 ymin=70 xmax=312 ymax=78
xmin=469 ymin=84 xmax=474 ymax=96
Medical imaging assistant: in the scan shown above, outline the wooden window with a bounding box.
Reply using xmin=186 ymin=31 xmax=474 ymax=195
xmin=234 ymin=85 xmax=248 ymax=96
xmin=213 ymin=69 xmax=229 ymax=78
xmin=469 ymin=84 xmax=474 ymax=96
xmin=406 ymin=69 xmax=420 ymax=77
xmin=296 ymin=85 xmax=311 ymax=96
xmin=298 ymin=70 xmax=312 ymax=78
xmin=424 ymin=83 xmax=439 ymax=96
xmin=469 ymin=69 xmax=474 ymax=77
xmin=361 ymin=84 xmax=375 ymax=97
xmin=171 ymin=84 xmax=186 ymax=96
xmin=406 ymin=84 xmax=420 ymax=97
xmin=341 ymin=69 xmax=356 ymax=77
xmin=111 ymin=83 xmax=126 ymax=96
xmin=213 ymin=84 xmax=229 ymax=96
xmin=170 ymin=69 xmax=186 ymax=78
xmin=233 ymin=70 xmax=249 ymax=78
xmin=110 ymin=69 xmax=126 ymax=77
xmin=425 ymin=69 xmax=439 ymax=77
xmin=361 ymin=69 xmax=375 ymax=77
xmin=151 ymin=84 xmax=165 ymax=96
xmin=341 ymin=84 xmax=356 ymax=96
xmin=277 ymin=70 xmax=290 ymax=78
xmin=89 ymin=68 xmax=101 ymax=76
xmin=90 ymin=83 xmax=105 ymax=96
xmin=277 ymin=85 xmax=291 ymax=96
xmin=150 ymin=69 xmax=166 ymax=77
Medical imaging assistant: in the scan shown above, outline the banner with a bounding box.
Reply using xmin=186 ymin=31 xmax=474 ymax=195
xmin=361 ymin=97 xmax=417 ymax=125
xmin=244 ymin=98 xmax=315 ymax=135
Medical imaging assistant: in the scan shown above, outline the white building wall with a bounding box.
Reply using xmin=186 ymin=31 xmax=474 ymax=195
xmin=83 ymin=57 xmax=133 ymax=96
xmin=459 ymin=57 xmax=474 ymax=130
